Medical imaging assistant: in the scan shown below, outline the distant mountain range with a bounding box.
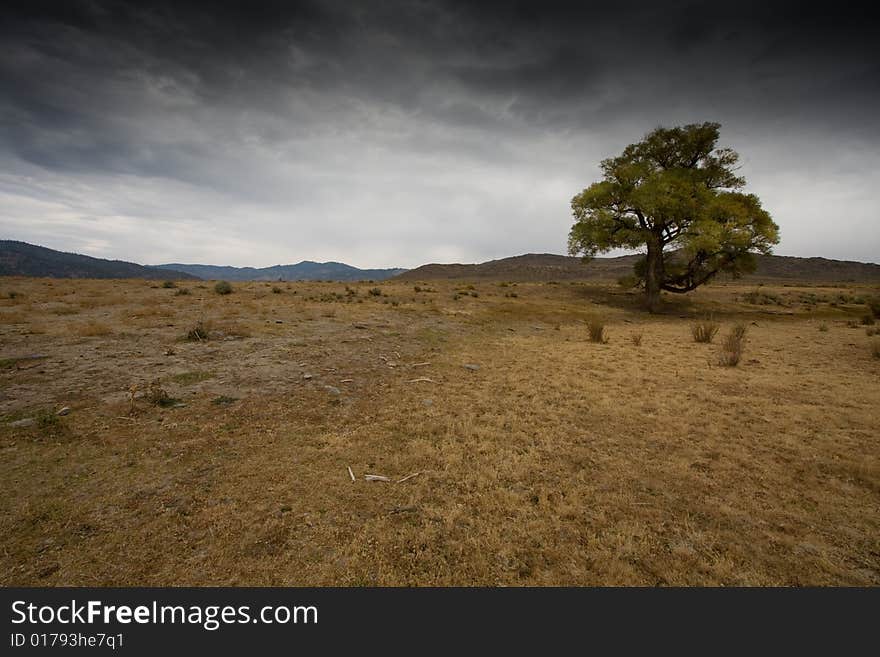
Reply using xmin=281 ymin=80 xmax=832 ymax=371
xmin=154 ymin=262 xmax=407 ymax=282
xmin=0 ymin=240 xmax=406 ymax=281
xmin=0 ymin=240 xmax=196 ymax=280
xmin=3 ymin=240 xmax=878 ymax=284
xmin=396 ymin=252 xmax=880 ymax=283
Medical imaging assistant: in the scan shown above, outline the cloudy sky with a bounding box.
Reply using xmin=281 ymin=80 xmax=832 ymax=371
xmin=1 ymin=1 xmax=878 ymax=268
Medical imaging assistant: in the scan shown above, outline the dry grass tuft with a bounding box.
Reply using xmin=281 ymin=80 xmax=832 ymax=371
xmin=75 ymin=320 xmax=113 ymax=337
xmin=718 ymin=323 xmax=747 ymax=366
xmin=586 ymin=318 xmax=608 ymax=343
xmin=185 ymin=320 xmax=211 ymax=342
xmin=630 ymin=331 xmax=643 ymax=346
xmin=692 ymin=318 xmax=720 ymax=343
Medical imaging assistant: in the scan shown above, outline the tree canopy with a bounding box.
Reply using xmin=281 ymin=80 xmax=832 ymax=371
xmin=568 ymin=122 xmax=779 ymax=312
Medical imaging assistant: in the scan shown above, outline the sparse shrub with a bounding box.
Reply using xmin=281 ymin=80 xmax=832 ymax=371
xmin=505 ymin=291 xmax=518 ymax=298
xmin=818 ymin=323 xmax=829 ymax=332
xmin=718 ymin=324 xmax=747 ymax=366
xmin=145 ymin=381 xmax=175 ymax=407
xmin=861 ymin=314 xmax=875 ymax=325
xmin=214 ymin=281 xmax=233 ymax=295
xmin=873 ymin=341 xmax=880 ymax=359
xmin=846 ymin=320 xmax=860 ymax=328
xmin=414 ymin=286 xmax=422 ymax=293
xmin=368 ymin=287 xmax=382 ymax=296
xmin=185 ymin=321 xmax=210 ymax=342
xmin=866 ymin=327 xmax=879 ymax=337
xmin=212 ymin=395 xmax=238 ymax=406
xmin=35 ymin=409 xmax=60 ymax=430
xmin=272 ymin=286 xmax=283 ymax=294
xmin=741 ymin=288 xmax=783 ymax=306
xmin=630 ymin=331 xmax=643 ymax=346
xmin=692 ymin=318 xmax=719 ymax=343
xmin=162 ymin=280 xmax=177 ymax=289
xmin=586 ymin=318 xmax=608 ymax=343
xmin=498 ymin=282 xmax=509 ymax=288
xmin=867 ymin=298 xmax=880 ymax=318
xmin=174 ymin=287 xmax=191 ymax=296
xmin=470 ymin=291 xmax=479 ymax=298
xmin=7 ymin=290 xmax=22 ymax=299
xmin=617 ymin=275 xmax=639 ymax=289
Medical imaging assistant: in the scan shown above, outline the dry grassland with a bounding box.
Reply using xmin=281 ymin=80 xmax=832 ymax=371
xmin=1 ymin=277 xmax=878 ymax=585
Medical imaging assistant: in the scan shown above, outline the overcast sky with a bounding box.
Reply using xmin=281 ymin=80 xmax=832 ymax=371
xmin=1 ymin=1 xmax=878 ymax=268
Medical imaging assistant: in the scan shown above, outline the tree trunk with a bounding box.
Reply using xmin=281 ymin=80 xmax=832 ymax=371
xmin=644 ymin=238 xmax=662 ymax=313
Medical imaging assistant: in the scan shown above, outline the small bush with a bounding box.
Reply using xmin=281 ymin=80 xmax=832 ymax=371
xmin=505 ymin=291 xmax=518 ymax=298
xmin=867 ymin=327 xmax=879 ymax=337
xmin=162 ymin=280 xmax=177 ymax=289
xmin=185 ymin=321 xmax=210 ymax=342
xmin=145 ymin=381 xmax=176 ymax=407
xmin=692 ymin=318 xmax=719 ymax=343
xmin=630 ymin=332 xmax=643 ymax=346
xmin=867 ymin=298 xmax=880 ymax=318
xmin=214 ymin=281 xmax=233 ymax=295
xmin=174 ymin=287 xmax=191 ymax=296
xmin=586 ymin=319 xmax=608 ymax=343
xmin=873 ymin=341 xmax=880 ymax=359
xmin=818 ymin=323 xmax=829 ymax=332
xmin=368 ymin=287 xmax=382 ymax=296
xmin=272 ymin=286 xmax=283 ymax=294
xmin=718 ymin=324 xmax=747 ymax=366
xmin=861 ymin=314 xmax=875 ymax=326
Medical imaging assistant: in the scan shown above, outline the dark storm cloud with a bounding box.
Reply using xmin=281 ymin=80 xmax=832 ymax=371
xmin=1 ymin=0 xmax=878 ymax=266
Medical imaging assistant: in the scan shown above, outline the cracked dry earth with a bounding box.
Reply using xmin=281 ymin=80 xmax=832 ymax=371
xmin=1 ymin=277 xmax=879 ymax=585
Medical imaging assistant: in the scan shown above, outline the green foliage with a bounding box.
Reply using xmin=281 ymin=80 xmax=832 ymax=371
xmin=214 ymin=281 xmax=233 ymax=295
xmin=568 ymin=122 xmax=779 ymax=310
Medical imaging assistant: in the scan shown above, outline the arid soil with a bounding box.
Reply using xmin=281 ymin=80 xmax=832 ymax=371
xmin=1 ymin=277 xmax=878 ymax=585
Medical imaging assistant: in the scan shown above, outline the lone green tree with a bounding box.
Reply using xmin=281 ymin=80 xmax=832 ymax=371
xmin=568 ymin=122 xmax=779 ymax=312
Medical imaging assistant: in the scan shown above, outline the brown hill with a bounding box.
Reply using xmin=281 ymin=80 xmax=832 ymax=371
xmin=396 ymin=252 xmax=880 ymax=283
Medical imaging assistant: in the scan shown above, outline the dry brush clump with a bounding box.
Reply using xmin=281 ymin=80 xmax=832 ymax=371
xmin=718 ymin=323 xmax=747 ymax=366
xmin=185 ymin=320 xmax=211 ymax=342
xmin=586 ymin=318 xmax=608 ymax=343
xmin=630 ymin=331 xmax=643 ymax=346
xmin=872 ymin=340 xmax=880 ymax=359
xmin=692 ymin=318 xmax=720 ymax=343
xmin=214 ymin=280 xmax=233 ymax=295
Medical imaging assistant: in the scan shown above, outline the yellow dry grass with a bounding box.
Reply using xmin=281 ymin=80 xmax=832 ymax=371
xmin=0 ymin=276 xmax=878 ymax=585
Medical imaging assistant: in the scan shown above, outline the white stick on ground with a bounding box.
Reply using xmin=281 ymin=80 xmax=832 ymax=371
xmin=347 ymin=466 xmax=355 ymax=482
xmin=396 ymin=472 xmax=421 ymax=484
xmin=364 ymin=474 xmax=391 ymax=482
xmin=407 ymin=377 xmax=436 ymax=383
